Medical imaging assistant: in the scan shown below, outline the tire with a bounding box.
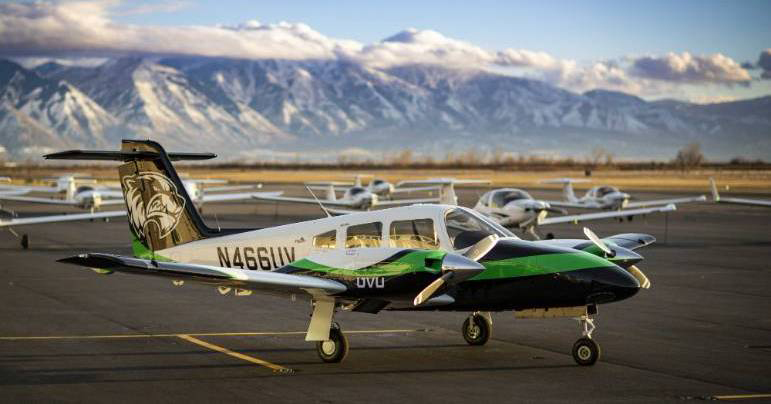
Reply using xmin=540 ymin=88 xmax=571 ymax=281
xmin=462 ymin=315 xmax=491 ymax=346
xmin=316 ymin=327 xmax=349 ymax=363
xmin=20 ymin=234 xmax=29 ymax=249
xmin=572 ymin=337 xmax=600 ymax=366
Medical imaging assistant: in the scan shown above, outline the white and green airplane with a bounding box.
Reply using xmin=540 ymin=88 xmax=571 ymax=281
xmin=47 ymin=139 xmax=656 ymax=366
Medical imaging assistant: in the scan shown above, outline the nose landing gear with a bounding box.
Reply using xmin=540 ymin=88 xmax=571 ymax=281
xmin=462 ymin=312 xmax=492 ymax=346
xmin=572 ymin=316 xmax=600 ymax=366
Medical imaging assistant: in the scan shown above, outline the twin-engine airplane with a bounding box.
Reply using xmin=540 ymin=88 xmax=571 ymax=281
xmin=472 ymin=188 xmax=676 ymax=239
xmin=542 ymin=178 xmax=706 ymax=210
xmin=48 ymin=140 xmax=655 ymax=366
xmin=710 ymin=178 xmax=771 ymax=208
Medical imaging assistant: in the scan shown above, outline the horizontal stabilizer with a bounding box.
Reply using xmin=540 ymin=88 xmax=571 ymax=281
xmin=44 ymin=150 xmax=216 ymax=161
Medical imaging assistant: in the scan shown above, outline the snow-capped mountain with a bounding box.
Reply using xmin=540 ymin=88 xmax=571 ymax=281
xmin=0 ymin=56 xmax=769 ymax=160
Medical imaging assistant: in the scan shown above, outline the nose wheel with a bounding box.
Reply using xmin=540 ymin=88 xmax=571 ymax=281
xmin=572 ymin=316 xmax=600 ymax=366
xmin=462 ymin=312 xmax=492 ymax=346
xmin=316 ymin=323 xmax=349 ymax=363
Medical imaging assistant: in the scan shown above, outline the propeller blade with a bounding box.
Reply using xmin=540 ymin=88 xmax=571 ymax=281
xmin=463 ymin=234 xmax=499 ymax=261
xmin=627 ymin=265 xmax=651 ymax=289
xmin=413 ymin=272 xmax=452 ymax=306
xmin=583 ymin=227 xmax=613 ymax=255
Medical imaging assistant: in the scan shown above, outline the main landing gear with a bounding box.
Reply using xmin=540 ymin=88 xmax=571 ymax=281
xmin=572 ymin=316 xmax=600 ymax=366
xmin=316 ymin=322 xmax=349 ymax=363
xmin=462 ymin=312 xmax=492 ymax=346
xmin=7 ymin=228 xmax=29 ymax=249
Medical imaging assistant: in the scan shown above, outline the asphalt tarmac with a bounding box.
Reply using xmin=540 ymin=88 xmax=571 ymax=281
xmin=1 ymin=186 xmax=770 ymax=403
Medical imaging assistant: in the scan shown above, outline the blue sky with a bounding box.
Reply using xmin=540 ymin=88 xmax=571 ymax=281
xmin=2 ymin=0 xmax=769 ymax=102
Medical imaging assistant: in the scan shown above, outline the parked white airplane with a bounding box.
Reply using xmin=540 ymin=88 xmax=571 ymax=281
xmin=542 ymin=178 xmax=706 ymax=210
xmin=254 ymin=180 xmax=437 ymax=211
xmin=472 ymin=187 xmax=676 ymax=238
xmin=47 ymin=139 xmax=656 ymax=367
xmin=710 ymin=178 xmax=771 ymax=207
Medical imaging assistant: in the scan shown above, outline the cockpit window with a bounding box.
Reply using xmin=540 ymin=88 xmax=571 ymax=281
xmin=75 ymin=186 xmax=94 ymax=193
xmin=373 ymin=179 xmax=384 ymax=185
xmin=345 ymin=222 xmax=383 ymax=248
xmin=349 ymin=187 xmax=366 ymax=196
xmin=389 ymin=219 xmax=438 ymax=249
xmin=445 ymin=208 xmax=510 ymax=249
xmin=596 ymin=186 xmax=618 ymax=197
xmin=490 ymin=190 xmax=531 ymax=208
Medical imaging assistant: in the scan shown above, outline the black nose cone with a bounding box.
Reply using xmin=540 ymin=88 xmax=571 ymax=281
xmin=586 ymin=266 xmax=641 ymax=304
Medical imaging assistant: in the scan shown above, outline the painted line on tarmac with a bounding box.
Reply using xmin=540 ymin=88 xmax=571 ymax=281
xmin=710 ymin=393 xmax=771 ymax=400
xmin=177 ymin=334 xmax=293 ymax=374
xmin=0 ymin=329 xmax=428 ymax=340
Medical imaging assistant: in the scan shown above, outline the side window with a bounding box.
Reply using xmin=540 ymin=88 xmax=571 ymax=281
xmin=345 ymin=222 xmax=383 ymax=248
xmin=389 ymin=219 xmax=438 ymax=249
xmin=313 ymin=230 xmax=337 ymax=249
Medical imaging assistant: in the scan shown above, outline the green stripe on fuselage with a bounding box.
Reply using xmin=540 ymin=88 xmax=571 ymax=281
xmin=473 ymin=252 xmax=614 ymax=281
xmin=131 ymin=237 xmax=173 ymax=262
xmin=290 ymin=250 xmax=445 ymax=278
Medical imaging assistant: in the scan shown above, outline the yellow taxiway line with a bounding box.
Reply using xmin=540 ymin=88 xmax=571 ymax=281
xmin=177 ymin=334 xmax=292 ymax=374
xmin=0 ymin=329 xmax=424 ymax=341
xmin=711 ymin=393 xmax=771 ymax=400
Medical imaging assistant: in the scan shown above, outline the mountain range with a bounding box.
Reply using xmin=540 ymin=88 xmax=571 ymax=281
xmin=1 ymin=57 xmax=769 ymax=161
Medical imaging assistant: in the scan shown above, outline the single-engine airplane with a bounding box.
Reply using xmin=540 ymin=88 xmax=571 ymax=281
xmin=48 ymin=140 xmax=654 ymax=366
xmin=310 ymin=174 xmax=441 ymax=200
xmin=473 ymin=187 xmax=676 ymax=239
xmin=710 ymin=178 xmax=771 ymax=208
xmin=542 ymin=178 xmax=706 ymax=210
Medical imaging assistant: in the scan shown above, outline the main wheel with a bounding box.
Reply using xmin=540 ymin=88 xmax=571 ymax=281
xmin=462 ymin=314 xmax=491 ymax=346
xmin=316 ymin=327 xmax=349 ymax=363
xmin=20 ymin=234 xmax=29 ymax=249
xmin=572 ymin=337 xmax=600 ymax=366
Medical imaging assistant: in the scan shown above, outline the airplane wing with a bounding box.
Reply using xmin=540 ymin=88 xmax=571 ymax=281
xmin=58 ymin=253 xmax=346 ymax=297
xmin=375 ymin=197 xmax=440 ymax=206
xmin=204 ymin=185 xmax=259 ymax=193
xmin=625 ymin=195 xmax=706 ymax=208
xmin=251 ymin=193 xmax=357 ymax=208
xmin=538 ymin=204 xmax=676 ymax=226
xmin=714 ymin=197 xmax=771 ymax=207
xmin=0 ymin=210 xmax=126 ymax=228
xmin=541 ymin=200 xmax=587 ymax=209
xmin=390 ymin=186 xmax=441 ymax=194
xmin=602 ymin=233 xmax=656 ymax=250
xmin=396 ymin=179 xmax=490 ymax=187
xmin=0 ymin=195 xmax=80 ymax=205
xmin=202 ymin=191 xmax=283 ymax=203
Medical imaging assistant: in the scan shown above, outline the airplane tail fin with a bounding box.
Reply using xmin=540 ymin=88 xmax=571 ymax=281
xmin=709 ymin=177 xmax=720 ymax=201
xmin=45 ymin=140 xmax=218 ymax=256
xmin=540 ymin=178 xmax=587 ymax=203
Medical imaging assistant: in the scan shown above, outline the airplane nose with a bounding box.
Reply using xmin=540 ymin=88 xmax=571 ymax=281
xmin=585 ymin=265 xmax=640 ymax=304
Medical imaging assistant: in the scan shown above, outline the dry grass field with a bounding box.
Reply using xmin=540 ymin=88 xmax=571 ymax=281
xmin=2 ymin=166 xmax=771 ymax=194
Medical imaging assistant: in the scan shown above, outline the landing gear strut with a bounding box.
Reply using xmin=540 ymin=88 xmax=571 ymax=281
xmin=8 ymin=228 xmax=29 ymax=249
xmin=462 ymin=312 xmax=492 ymax=346
xmin=572 ymin=316 xmax=600 ymax=366
xmin=316 ymin=322 xmax=349 ymax=363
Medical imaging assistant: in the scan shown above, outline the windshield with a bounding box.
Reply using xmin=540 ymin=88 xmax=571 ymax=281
xmin=491 ymin=189 xmax=531 ymax=207
xmin=373 ymin=179 xmax=384 ymax=185
xmin=596 ymin=186 xmax=619 ymax=197
xmin=445 ymin=208 xmax=513 ymax=249
xmin=349 ymin=187 xmax=366 ymax=196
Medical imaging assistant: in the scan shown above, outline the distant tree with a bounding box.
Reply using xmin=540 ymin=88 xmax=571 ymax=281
xmin=673 ymin=142 xmax=704 ymax=171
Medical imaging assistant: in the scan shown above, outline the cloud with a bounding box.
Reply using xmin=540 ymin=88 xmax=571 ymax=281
xmin=758 ymin=49 xmax=771 ymax=79
xmin=0 ymin=1 xmax=756 ymax=97
xmin=0 ymin=1 xmax=359 ymax=60
xmin=630 ymin=52 xmax=751 ymax=85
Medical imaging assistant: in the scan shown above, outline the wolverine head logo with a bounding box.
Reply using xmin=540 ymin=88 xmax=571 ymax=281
xmin=121 ymin=172 xmax=185 ymax=240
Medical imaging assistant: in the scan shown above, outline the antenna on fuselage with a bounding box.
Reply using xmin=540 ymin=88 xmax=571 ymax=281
xmin=306 ymin=185 xmax=331 ymax=218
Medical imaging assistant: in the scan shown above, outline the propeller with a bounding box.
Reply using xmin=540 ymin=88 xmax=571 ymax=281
xmin=583 ymin=227 xmax=651 ymax=289
xmin=413 ymin=235 xmax=495 ymax=306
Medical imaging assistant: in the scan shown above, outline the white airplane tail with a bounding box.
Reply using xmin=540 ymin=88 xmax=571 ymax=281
xmin=709 ymin=177 xmax=720 ymax=201
xmin=541 ymin=178 xmax=587 ymax=203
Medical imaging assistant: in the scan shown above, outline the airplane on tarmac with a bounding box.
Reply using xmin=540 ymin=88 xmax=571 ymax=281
xmin=542 ymin=178 xmax=706 ymax=210
xmin=48 ymin=139 xmax=655 ymax=366
xmin=253 ymin=179 xmax=437 ymax=211
xmin=710 ymin=178 xmax=771 ymax=208
xmin=310 ymin=174 xmax=442 ymax=200
xmin=473 ymin=187 xmax=677 ymax=239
